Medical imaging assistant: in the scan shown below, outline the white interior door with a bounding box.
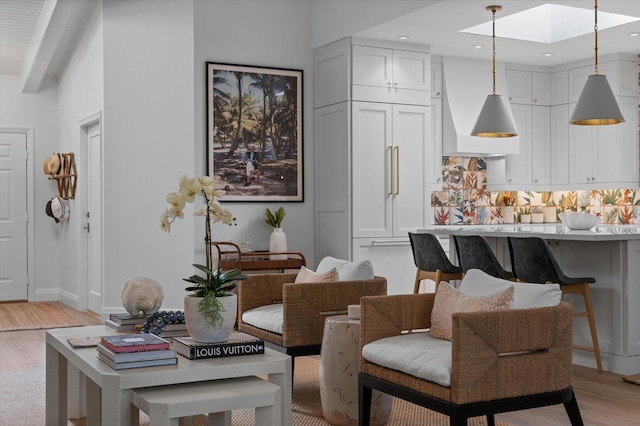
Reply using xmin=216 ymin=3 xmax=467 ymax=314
xmin=86 ymin=121 xmax=102 ymax=314
xmin=0 ymin=132 xmax=28 ymax=301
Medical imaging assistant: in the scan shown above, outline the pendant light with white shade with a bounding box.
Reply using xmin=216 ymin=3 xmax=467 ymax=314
xmin=471 ymin=5 xmax=518 ymax=138
xmin=570 ymin=0 xmax=624 ymax=125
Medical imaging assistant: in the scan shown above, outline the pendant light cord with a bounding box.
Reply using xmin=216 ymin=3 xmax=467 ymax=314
xmin=594 ymin=0 xmax=599 ymax=74
xmin=491 ymin=7 xmax=497 ymax=95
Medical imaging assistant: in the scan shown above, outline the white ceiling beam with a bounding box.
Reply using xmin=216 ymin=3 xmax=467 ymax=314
xmin=19 ymin=0 xmax=74 ymax=93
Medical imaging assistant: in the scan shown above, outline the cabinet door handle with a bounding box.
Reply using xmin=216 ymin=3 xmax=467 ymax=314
xmin=372 ymin=239 xmax=409 ymax=246
xmin=395 ymin=146 xmax=400 ymax=195
xmin=388 ymin=146 xmax=393 ymax=195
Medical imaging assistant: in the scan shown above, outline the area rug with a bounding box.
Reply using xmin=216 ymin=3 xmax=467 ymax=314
xmin=0 ymin=301 xmax=83 ymax=331
xmin=622 ymin=374 xmax=640 ymax=386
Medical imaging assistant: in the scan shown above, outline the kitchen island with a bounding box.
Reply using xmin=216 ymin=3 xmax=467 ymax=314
xmin=420 ymin=225 xmax=640 ymax=375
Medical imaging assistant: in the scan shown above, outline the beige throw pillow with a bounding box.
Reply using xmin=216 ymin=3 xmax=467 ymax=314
xmin=430 ymin=281 xmax=514 ymax=341
xmin=294 ymin=266 xmax=337 ymax=283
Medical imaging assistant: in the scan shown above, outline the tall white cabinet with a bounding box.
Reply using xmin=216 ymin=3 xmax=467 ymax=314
xmin=314 ymin=38 xmax=432 ymax=294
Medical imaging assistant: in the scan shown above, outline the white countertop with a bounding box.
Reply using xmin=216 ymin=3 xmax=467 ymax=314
xmin=420 ymin=224 xmax=640 ymax=241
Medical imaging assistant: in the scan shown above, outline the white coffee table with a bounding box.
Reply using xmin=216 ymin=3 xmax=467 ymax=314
xmin=46 ymin=325 xmax=292 ymax=426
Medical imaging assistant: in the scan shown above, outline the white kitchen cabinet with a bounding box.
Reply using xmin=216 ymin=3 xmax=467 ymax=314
xmin=531 ymin=106 xmax=551 ymax=185
xmin=498 ymin=72 xmax=552 ymax=189
xmin=568 ymin=96 xmax=639 ymax=187
xmin=550 ymin=70 xmax=569 ymax=106
xmin=351 ymin=238 xmax=416 ymax=295
xmin=352 ymin=44 xmax=430 ymax=105
xmin=550 ymin=104 xmax=570 ymax=185
xmin=504 ymin=104 xmax=532 ymax=185
xmin=430 ymin=60 xmax=442 ymax=98
xmin=506 ymin=70 xmax=550 ymax=106
xmin=501 ymin=104 xmax=550 ymax=187
xmin=314 ymin=102 xmax=351 ymax=262
xmin=567 ymin=59 xmax=638 ymax=103
xmin=430 ymin=97 xmax=443 ymax=187
xmin=313 ymin=41 xmax=350 ymax=108
xmin=352 ymin=102 xmax=430 ymax=238
xmin=314 ymin=38 xmax=433 ymax=287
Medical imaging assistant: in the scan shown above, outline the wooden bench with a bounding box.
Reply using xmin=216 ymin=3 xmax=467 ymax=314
xmin=130 ymin=376 xmax=281 ymax=426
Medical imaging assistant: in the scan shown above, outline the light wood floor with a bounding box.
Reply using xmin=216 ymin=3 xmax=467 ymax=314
xmin=1 ymin=306 xmax=638 ymax=425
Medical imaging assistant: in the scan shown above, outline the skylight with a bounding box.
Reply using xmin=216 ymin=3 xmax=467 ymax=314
xmin=460 ymin=4 xmax=640 ymax=44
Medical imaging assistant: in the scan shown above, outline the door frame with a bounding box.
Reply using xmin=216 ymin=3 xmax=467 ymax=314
xmin=77 ymin=112 xmax=103 ymax=313
xmin=0 ymin=127 xmax=35 ymax=301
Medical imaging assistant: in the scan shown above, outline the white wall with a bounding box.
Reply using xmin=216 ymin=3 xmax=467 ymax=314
xmin=194 ymin=0 xmax=316 ymax=266
xmin=0 ymin=75 xmax=59 ymax=300
xmin=101 ymin=0 xmax=196 ymax=312
xmin=55 ymin=1 xmax=104 ymax=307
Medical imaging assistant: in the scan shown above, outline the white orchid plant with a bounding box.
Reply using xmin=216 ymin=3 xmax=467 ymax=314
xmin=160 ymin=176 xmax=247 ymax=327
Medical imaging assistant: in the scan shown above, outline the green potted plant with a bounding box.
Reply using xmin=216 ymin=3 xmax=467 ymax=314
xmin=265 ymin=207 xmax=287 ymax=260
xmin=161 ymin=175 xmax=247 ymax=342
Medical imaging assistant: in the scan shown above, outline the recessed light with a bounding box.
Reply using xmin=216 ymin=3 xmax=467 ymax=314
xmin=542 ymin=52 xmax=554 ymax=57
xmin=396 ymin=35 xmax=409 ymax=40
xmin=472 ymin=44 xmax=484 ymax=49
xmin=630 ymin=32 xmax=639 ymax=37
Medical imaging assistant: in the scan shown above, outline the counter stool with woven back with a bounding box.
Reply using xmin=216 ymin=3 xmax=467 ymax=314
xmin=508 ymin=236 xmax=603 ymax=371
xmin=453 ymin=234 xmax=515 ymax=280
xmin=408 ymin=232 xmax=463 ymax=293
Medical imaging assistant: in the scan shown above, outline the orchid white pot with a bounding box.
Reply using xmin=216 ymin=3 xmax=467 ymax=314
xmin=269 ymin=227 xmax=288 ymax=260
xmin=184 ymin=294 xmax=236 ymax=343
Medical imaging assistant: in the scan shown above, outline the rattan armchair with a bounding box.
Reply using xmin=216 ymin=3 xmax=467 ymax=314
xmin=237 ymin=273 xmax=387 ymax=371
xmin=358 ymin=293 xmax=584 ymax=426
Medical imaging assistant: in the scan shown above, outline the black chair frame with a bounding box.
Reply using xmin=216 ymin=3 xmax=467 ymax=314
xmin=359 ymin=373 xmax=584 ymax=426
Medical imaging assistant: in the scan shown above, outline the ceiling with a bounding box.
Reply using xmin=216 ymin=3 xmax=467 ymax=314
xmin=354 ymin=0 xmax=640 ymax=67
xmin=1 ymin=0 xmax=638 ymax=93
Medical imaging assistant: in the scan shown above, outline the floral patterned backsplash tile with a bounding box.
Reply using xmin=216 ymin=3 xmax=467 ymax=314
xmin=432 ymin=156 xmax=640 ymax=225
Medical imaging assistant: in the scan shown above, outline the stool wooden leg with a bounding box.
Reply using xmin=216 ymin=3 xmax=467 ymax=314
xmin=434 ymin=270 xmax=442 ymax=293
xmin=582 ymin=284 xmax=603 ymax=372
xmin=563 ymin=283 xmax=603 ymax=372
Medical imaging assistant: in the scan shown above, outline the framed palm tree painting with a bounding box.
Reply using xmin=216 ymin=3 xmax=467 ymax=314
xmin=207 ymin=62 xmax=303 ymax=202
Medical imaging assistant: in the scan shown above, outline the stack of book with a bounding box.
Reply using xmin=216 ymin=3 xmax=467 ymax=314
xmin=173 ymin=332 xmax=265 ymax=360
xmin=105 ymin=313 xmax=146 ymax=332
xmin=97 ymin=333 xmax=177 ymax=370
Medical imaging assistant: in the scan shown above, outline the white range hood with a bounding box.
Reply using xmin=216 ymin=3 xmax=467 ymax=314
xmin=442 ymin=56 xmax=520 ymax=157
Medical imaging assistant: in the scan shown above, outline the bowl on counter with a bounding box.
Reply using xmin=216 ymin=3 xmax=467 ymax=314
xmin=558 ymin=212 xmax=600 ymax=230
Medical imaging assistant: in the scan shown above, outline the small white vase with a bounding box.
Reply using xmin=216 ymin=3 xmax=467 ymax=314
xmin=503 ymin=206 xmax=514 ymax=224
xmin=542 ymin=206 xmax=557 ymax=223
xmin=184 ymin=294 xmax=236 ymax=343
xmin=269 ymin=227 xmax=287 ymax=260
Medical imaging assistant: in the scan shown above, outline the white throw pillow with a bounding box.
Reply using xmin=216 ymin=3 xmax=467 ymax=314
xmin=315 ymin=256 xmax=374 ymax=281
xmin=459 ymin=269 xmax=562 ymax=309
xmin=294 ymin=266 xmax=337 ymax=283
